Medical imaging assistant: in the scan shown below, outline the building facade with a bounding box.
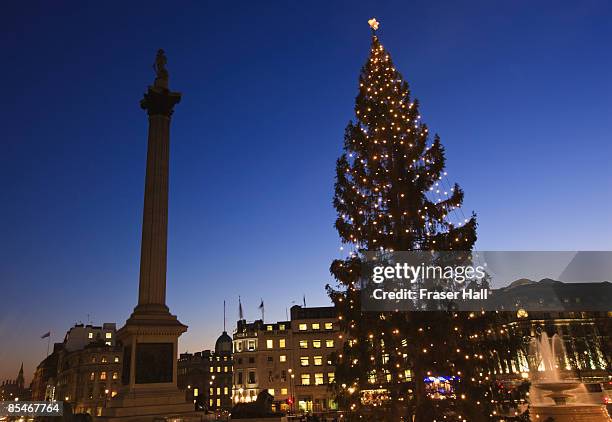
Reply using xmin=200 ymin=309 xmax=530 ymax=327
xmin=177 ymin=331 xmax=233 ymax=411
xmin=232 ymin=305 xmax=340 ymax=415
xmin=53 ymin=323 xmax=123 ymax=416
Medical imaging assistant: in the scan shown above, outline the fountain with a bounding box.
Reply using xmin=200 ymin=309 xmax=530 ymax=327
xmin=529 ymin=332 xmax=610 ymax=421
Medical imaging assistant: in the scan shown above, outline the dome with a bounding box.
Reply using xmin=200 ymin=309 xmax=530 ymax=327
xmin=215 ymin=331 xmax=232 ymax=354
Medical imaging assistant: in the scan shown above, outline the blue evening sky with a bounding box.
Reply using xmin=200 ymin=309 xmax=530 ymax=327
xmin=1 ymin=1 xmax=611 ymax=381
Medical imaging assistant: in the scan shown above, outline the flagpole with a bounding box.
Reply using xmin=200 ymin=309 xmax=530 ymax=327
xmin=47 ymin=332 xmax=50 ymax=357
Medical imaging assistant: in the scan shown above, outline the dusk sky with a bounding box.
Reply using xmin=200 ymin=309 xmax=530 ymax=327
xmin=1 ymin=0 xmax=611 ymax=382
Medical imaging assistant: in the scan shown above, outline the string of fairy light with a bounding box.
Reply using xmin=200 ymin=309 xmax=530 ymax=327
xmin=328 ymin=19 xmax=529 ymax=421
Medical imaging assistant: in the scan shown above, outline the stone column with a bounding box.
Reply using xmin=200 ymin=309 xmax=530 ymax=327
xmin=134 ymin=53 xmax=181 ymax=315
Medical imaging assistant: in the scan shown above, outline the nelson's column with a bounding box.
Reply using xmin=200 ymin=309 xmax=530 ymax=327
xmin=102 ymin=50 xmax=194 ymax=421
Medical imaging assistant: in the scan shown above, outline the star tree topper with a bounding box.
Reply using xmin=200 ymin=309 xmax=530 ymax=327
xmin=368 ymin=18 xmax=380 ymax=31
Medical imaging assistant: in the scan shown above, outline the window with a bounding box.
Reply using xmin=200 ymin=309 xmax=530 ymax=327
xmin=328 ymin=372 xmax=335 ymax=383
xmin=312 ymin=323 xmax=320 ymax=330
xmin=248 ymin=357 xmax=255 ymax=364
xmin=224 ymin=366 xmax=228 ymax=372
xmin=301 ymin=374 xmax=311 ymax=385
xmin=281 ymin=370 xmax=287 ymax=382
xmin=216 ymin=398 xmax=221 ymax=407
xmin=326 ymin=339 xmax=334 ymax=348
xmin=112 ymin=372 xmax=118 ymax=380
xmin=194 ymin=388 xmax=199 ymax=397
xmin=299 ymin=340 xmax=308 ymax=349
xmin=90 ymin=372 xmax=95 ymax=381
xmin=266 ymin=339 xmax=273 ymax=349
xmin=267 ymin=356 xmax=273 ymax=363
xmin=217 ymin=366 xmax=221 ymax=373
xmin=313 ymin=340 xmax=321 ymax=348
xmin=248 ymin=371 xmax=256 ymax=384
xmin=247 ymin=340 xmax=256 ymax=351
xmin=105 ymin=341 xmax=111 ymax=346
xmin=281 ymin=388 xmax=288 ymax=395
xmin=268 ymin=389 xmax=275 ymax=395
xmin=325 ymin=322 xmax=333 ymax=330
xmin=267 ymin=325 xmax=273 ymax=331
xmin=279 ymin=339 xmax=286 ymax=348
xmin=315 ymin=373 xmax=324 ymax=385
xmin=101 ymin=356 xmax=108 ymax=363
xmin=100 ymin=372 xmax=107 ymax=380
xmin=300 ymin=357 xmax=309 ymax=367
xmin=209 ymin=399 xmax=213 ymax=407
xmin=299 ymin=323 xmax=307 ymax=331
xmin=217 ymin=388 xmax=220 ymax=395
xmin=280 ymin=355 xmax=287 ymax=362
xmin=237 ymin=371 xmax=243 ymax=385
xmin=313 ymin=356 xmax=323 ymax=366
xmin=209 ymin=367 xmax=214 ymax=373
xmin=224 ymin=387 xmax=228 ymax=395
xmin=88 ymin=333 xmax=94 ymax=339
xmin=105 ymin=332 xmax=112 ymax=339
xmin=279 ymin=324 xmax=286 ymax=331
xmin=114 ymin=356 xmax=119 ymax=363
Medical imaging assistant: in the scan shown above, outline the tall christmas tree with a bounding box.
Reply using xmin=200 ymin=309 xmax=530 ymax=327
xmin=327 ymin=19 xmax=529 ymax=421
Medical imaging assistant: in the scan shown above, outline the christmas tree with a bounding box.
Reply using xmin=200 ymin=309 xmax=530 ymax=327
xmin=327 ymin=19 xmax=529 ymax=421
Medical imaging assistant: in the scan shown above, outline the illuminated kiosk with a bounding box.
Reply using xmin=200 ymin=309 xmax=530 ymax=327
xmin=101 ymin=50 xmax=195 ymax=421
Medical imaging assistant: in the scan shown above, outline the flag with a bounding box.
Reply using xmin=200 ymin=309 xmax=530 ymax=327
xmin=303 ymin=294 xmax=306 ymax=307
xmin=258 ymin=299 xmax=264 ymax=310
xmin=41 ymin=331 xmax=50 ymax=339
xmin=239 ymin=296 xmax=244 ymax=320
xmin=259 ymin=299 xmax=265 ymax=322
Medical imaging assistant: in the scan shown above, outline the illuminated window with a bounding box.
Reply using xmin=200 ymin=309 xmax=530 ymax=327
xmin=300 ymin=357 xmax=309 ymax=367
xmin=209 ymin=367 xmax=214 ymax=373
xmin=301 ymin=374 xmax=310 ymax=385
xmin=217 ymin=388 xmax=220 ymax=395
xmin=111 ymin=391 xmax=117 ymax=397
xmin=88 ymin=333 xmax=94 ymax=339
xmin=326 ymin=339 xmax=334 ymax=348
xmin=193 ymin=388 xmax=199 ymax=397
xmin=267 ymin=325 xmax=273 ymax=331
xmin=299 ymin=340 xmax=308 ymax=349
xmin=279 ymin=339 xmax=286 ymax=348
xmin=101 ymin=356 xmax=108 ymax=363
xmin=313 ymin=356 xmax=323 ymax=366
xmin=280 ymin=355 xmax=287 ymax=362
xmin=112 ymin=372 xmax=118 ymax=380
xmin=224 ymin=387 xmax=228 ymax=395
xmin=105 ymin=332 xmax=112 ymax=339
xmin=281 ymin=388 xmax=288 ymax=395
xmin=100 ymin=372 xmax=107 ymax=380
xmin=90 ymin=372 xmax=95 ymax=381
xmin=266 ymin=339 xmax=273 ymax=349
xmin=328 ymin=372 xmax=335 ymax=383
xmin=216 ymin=398 xmax=220 ymax=407
xmin=209 ymin=387 xmax=214 ymax=395
xmin=217 ymin=366 xmax=221 ymax=373
xmin=299 ymin=323 xmax=307 ymax=331
xmin=313 ymin=340 xmax=321 ymax=348
xmin=224 ymin=366 xmax=228 ymax=373
xmin=324 ymin=322 xmax=333 ymax=330
xmin=114 ymin=356 xmax=119 ymax=363
xmin=105 ymin=341 xmax=111 ymax=346
xmin=314 ymin=373 xmax=324 ymax=385
xmin=312 ymin=323 xmax=320 ymax=330
xmin=247 ymin=340 xmax=256 ymax=351
xmin=209 ymin=399 xmax=213 ymax=407
xmin=279 ymin=324 xmax=286 ymax=331
xmin=268 ymin=389 xmax=275 ymax=395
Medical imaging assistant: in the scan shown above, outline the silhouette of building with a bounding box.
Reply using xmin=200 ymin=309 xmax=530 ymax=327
xmin=31 ymin=344 xmax=61 ymax=401
xmin=0 ymin=363 xmax=30 ymax=401
xmin=232 ymin=305 xmax=340 ymax=415
xmin=177 ymin=331 xmax=233 ymax=411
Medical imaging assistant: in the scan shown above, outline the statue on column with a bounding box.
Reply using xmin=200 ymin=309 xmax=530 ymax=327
xmin=153 ymin=49 xmax=169 ymax=89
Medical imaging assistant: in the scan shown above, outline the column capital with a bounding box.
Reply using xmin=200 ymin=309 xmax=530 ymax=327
xmin=140 ymin=86 xmax=181 ymax=117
